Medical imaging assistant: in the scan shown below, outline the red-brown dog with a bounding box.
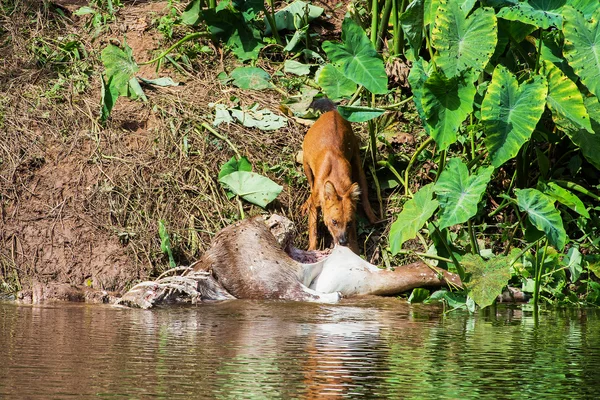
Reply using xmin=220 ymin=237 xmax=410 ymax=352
xmin=302 ymin=102 xmax=378 ymax=253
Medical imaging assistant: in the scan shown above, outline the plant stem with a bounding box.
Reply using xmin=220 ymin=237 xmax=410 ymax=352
xmin=140 ymin=32 xmax=210 ymax=65
xmin=368 ymin=93 xmax=383 ymax=218
xmin=265 ymin=0 xmax=283 ymax=45
xmin=236 ymin=196 xmax=245 ymax=219
xmin=378 ymin=160 xmax=407 ymax=189
xmin=509 ymin=237 xmax=543 ymax=267
xmin=391 ymin=0 xmax=399 ymax=56
xmin=198 ymin=124 xmax=240 ymax=159
xmin=468 ymin=219 xmax=479 ymax=255
xmin=437 ymin=149 xmax=447 ymax=183
xmin=534 ymin=29 xmax=543 ymax=74
xmin=488 ymin=170 xmax=517 ymax=217
xmin=533 ymin=240 xmax=549 ymax=309
xmin=503 ymin=211 xmax=526 ymax=256
xmin=209 ymin=0 xmax=216 ymax=8
xmin=404 ymin=136 xmax=434 ymax=197
xmin=376 ymin=0 xmax=394 ymax=52
xmin=380 ymin=95 xmax=413 ymax=110
xmin=370 ymin=0 xmax=379 ymax=46
xmin=397 ymin=0 xmax=408 ymax=56
xmin=349 ymin=86 xmax=364 ymax=105
xmin=432 ymin=223 xmax=465 ymax=280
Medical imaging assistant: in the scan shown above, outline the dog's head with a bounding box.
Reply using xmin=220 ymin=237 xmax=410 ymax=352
xmin=322 ymin=181 xmax=360 ymax=247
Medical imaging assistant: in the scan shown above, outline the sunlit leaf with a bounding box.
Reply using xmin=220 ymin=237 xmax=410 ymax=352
xmin=219 ymin=171 xmax=283 ymax=208
xmin=515 ymin=188 xmax=567 ymax=250
xmin=265 ymin=0 xmax=324 ymax=34
xmin=421 ymin=71 xmax=476 ymax=150
xmin=540 ymin=181 xmax=590 ymax=218
xmin=317 ymin=64 xmax=357 ymax=100
xmin=181 ymin=0 xmax=202 ymax=25
xmin=565 ymin=247 xmax=582 ymax=282
xmin=230 ymin=104 xmax=287 ymax=130
xmin=390 ymin=183 xmax=439 ymax=254
xmin=462 ymin=253 xmax=512 ymax=308
xmin=337 ymin=105 xmax=385 ymax=123
xmin=432 ymin=0 xmax=497 ymax=79
xmin=101 ymin=43 xmax=139 ymax=97
xmin=322 ymin=18 xmax=388 ymax=94
xmin=284 ymin=60 xmax=311 ymax=76
xmin=542 ymin=60 xmax=593 ymax=133
xmin=219 ymin=156 xmax=252 ymax=180
xmin=497 ymin=0 xmax=565 ymax=29
xmin=230 ymin=66 xmax=271 ymax=90
xmin=408 ymin=288 xmax=431 ymax=303
xmin=434 ymin=159 xmax=494 ymax=230
xmin=482 ymin=65 xmax=547 ymax=167
xmin=563 ymin=6 xmax=600 ymax=99
xmin=139 ymin=77 xmax=179 ymax=87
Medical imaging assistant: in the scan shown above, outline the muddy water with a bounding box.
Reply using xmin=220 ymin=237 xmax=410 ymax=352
xmin=1 ymin=299 xmax=599 ymax=399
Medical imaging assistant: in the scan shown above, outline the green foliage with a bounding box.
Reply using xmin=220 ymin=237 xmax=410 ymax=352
xmin=389 ymin=183 xmax=438 ymax=254
xmin=219 ymin=156 xmax=252 ymax=180
xmin=158 ymin=220 xmax=177 ymax=268
xmin=562 ymin=6 xmax=600 ymax=99
xmin=462 ymin=253 xmax=513 ymax=308
xmin=434 ymin=159 xmax=494 ymax=230
xmin=481 ymin=65 xmax=547 ymax=167
xmin=496 ymin=0 xmax=565 ymax=29
xmin=230 ymin=67 xmax=271 ymax=90
xmin=421 ymin=71 xmax=476 ymax=150
xmin=516 ymin=189 xmax=567 ymax=251
xmin=317 ymin=64 xmax=357 ymax=100
xmin=322 ymin=18 xmax=388 ymax=94
xmin=432 ymin=0 xmax=497 ymax=79
xmin=336 ymin=105 xmax=385 ymax=122
xmin=266 ymin=0 xmax=323 ymax=33
xmin=219 ymin=171 xmax=283 ymax=208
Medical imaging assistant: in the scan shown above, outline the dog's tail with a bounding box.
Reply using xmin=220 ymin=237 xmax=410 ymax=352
xmin=309 ymin=97 xmax=337 ymax=113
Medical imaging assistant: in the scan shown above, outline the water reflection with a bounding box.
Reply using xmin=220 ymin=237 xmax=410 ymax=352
xmin=0 ymin=299 xmax=599 ymax=399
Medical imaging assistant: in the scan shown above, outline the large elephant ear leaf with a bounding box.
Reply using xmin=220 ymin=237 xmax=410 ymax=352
xmin=432 ymin=0 xmax=497 ymax=79
xmin=462 ymin=253 xmax=513 ymax=309
xmin=497 ymin=0 xmax=565 ymax=29
xmin=322 ymin=18 xmax=388 ymax=94
xmin=434 ymin=158 xmax=494 ymax=230
xmin=482 ymin=65 xmax=547 ymax=167
xmin=389 ymin=183 xmax=439 ymax=254
xmin=399 ymin=0 xmax=425 ymax=59
xmin=542 ymin=60 xmax=593 ymax=133
xmin=407 ymin=58 xmax=433 ymax=133
xmin=516 ymin=188 xmax=567 ymax=251
xmin=421 ymin=71 xmax=476 ymax=150
xmin=563 ymin=6 xmax=600 ymax=99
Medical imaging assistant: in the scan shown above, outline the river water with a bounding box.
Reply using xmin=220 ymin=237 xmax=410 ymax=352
xmin=1 ymin=298 xmax=599 ymax=399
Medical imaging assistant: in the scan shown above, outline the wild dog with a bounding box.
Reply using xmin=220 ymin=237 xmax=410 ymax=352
xmin=301 ymin=100 xmax=378 ymax=253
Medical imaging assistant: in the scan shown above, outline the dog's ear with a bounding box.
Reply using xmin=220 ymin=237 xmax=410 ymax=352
xmin=349 ymin=183 xmax=361 ymax=202
xmin=324 ymin=181 xmax=337 ymax=200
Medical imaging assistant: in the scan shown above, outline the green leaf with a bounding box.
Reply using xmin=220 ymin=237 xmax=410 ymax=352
xmin=462 ymin=253 xmax=512 ymax=308
xmin=317 ymin=64 xmax=357 ymax=100
xmin=101 ymin=43 xmax=139 ymax=97
xmin=423 ymin=0 xmax=441 ymax=26
xmin=322 ymin=18 xmax=388 ymax=94
xmin=565 ymin=246 xmax=582 ymax=282
xmin=74 ymin=6 xmax=96 ymax=16
xmin=434 ymin=159 xmax=494 ymax=230
xmin=567 ymin=0 xmax=597 ymax=18
xmin=284 ymin=60 xmax=311 ymax=76
xmin=399 ymin=0 xmax=425 ymax=59
xmin=213 ymin=104 xmax=233 ymax=126
xmin=219 ymin=171 xmax=283 ymax=208
xmin=100 ymin=75 xmax=119 ymax=122
xmin=542 ymin=60 xmax=593 ymax=133
xmin=390 ymin=183 xmax=439 ymax=254
xmin=563 ymin=6 xmax=600 ymax=99
xmin=497 ymin=0 xmax=565 ymax=29
xmin=265 ymin=0 xmax=324 ymax=34
xmin=230 ymin=67 xmax=271 ymax=90
xmin=219 ymin=156 xmax=252 ymax=180
xmin=408 ymin=288 xmax=431 ymax=303
xmin=158 ymin=220 xmax=176 ymax=268
xmin=181 ymin=0 xmax=202 ymax=25
xmin=482 ymin=65 xmax=547 ymax=167
xmin=432 ymin=0 xmax=498 ymax=79
xmin=541 ymin=181 xmax=590 ymax=218
xmin=558 ymin=96 xmax=600 ymax=170
xmin=407 ymin=58 xmax=433 ymax=133
xmin=336 ymin=105 xmax=385 ymax=123
xmin=515 ymin=188 xmax=567 ymax=250
xmin=421 ymin=71 xmax=476 ymax=150
xmin=138 ymin=77 xmax=179 ymax=87
xmin=203 ymin=7 xmax=264 ymax=61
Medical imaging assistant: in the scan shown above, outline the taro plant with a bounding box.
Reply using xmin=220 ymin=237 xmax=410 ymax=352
xmin=387 ymin=0 xmax=600 ymax=310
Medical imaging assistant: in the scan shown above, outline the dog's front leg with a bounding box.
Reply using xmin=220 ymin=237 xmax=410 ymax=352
xmin=307 ymin=196 xmax=319 ymax=250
